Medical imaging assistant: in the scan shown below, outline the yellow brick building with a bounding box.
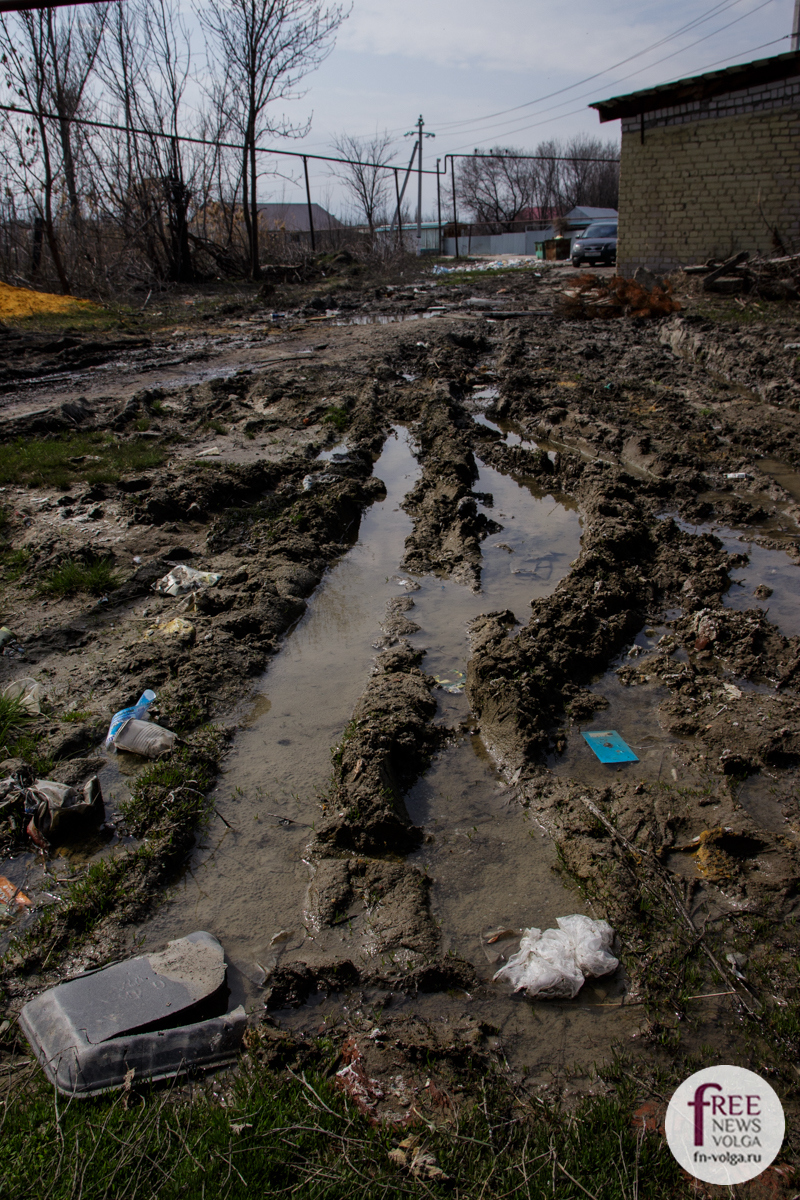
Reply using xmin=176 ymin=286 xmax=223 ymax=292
xmin=591 ymin=51 xmax=800 ymax=276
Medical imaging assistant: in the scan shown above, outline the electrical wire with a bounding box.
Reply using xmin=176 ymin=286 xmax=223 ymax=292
xmin=288 ymin=0 xmax=749 ymax=149
xmin=443 ymin=31 xmax=791 ymax=153
xmin=433 ymin=0 xmax=747 ymax=133
xmin=440 ymin=0 xmax=779 ymax=148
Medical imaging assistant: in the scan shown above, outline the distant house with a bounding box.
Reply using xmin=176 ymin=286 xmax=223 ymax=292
xmin=257 ymin=203 xmax=343 ymax=235
xmin=590 ymin=50 xmax=800 ymax=275
xmin=529 ymin=206 xmax=618 ymax=257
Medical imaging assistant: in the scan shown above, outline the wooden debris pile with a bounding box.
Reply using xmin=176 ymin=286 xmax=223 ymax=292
xmin=684 ymin=251 xmax=800 ymax=299
xmin=557 ymin=273 xmax=682 ymax=319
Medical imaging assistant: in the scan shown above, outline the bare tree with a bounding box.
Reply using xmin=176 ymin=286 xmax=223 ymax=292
xmin=450 ymin=139 xmax=619 ymax=227
xmin=559 ymin=135 xmax=619 ymax=210
xmin=330 ymin=131 xmax=394 ymax=235
xmin=199 ymin=0 xmax=349 ymax=279
xmin=92 ymin=0 xmax=224 ymax=284
xmin=0 ymin=9 xmax=73 ymax=290
xmin=452 ymin=147 xmax=533 ymax=229
xmin=45 ymin=4 xmax=107 ymax=228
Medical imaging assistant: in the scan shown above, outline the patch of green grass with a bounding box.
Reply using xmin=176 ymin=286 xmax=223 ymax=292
xmin=0 ymin=694 xmax=30 ymax=752
xmin=0 ymin=1058 xmax=688 ymax=1200
xmin=0 ymin=432 xmax=168 ymax=490
xmin=120 ymin=727 xmax=223 ymax=835
xmin=323 ymin=404 xmax=349 ymax=432
xmin=61 ymin=709 xmax=92 ymax=723
xmin=135 ymin=416 xmax=151 ymax=432
xmin=0 ymin=547 xmax=31 ymax=582
xmin=38 ymin=557 xmax=119 ymax=597
xmin=207 ymin=418 xmax=228 ymax=435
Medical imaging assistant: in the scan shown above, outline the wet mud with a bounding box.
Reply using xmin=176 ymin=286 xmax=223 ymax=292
xmin=2 ymin=261 xmax=800 ymax=1134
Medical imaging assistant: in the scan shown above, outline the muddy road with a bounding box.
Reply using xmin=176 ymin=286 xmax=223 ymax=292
xmin=1 ymin=259 xmax=800 ymax=1133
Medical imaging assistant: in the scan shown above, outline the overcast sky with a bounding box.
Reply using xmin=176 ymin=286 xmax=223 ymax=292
xmin=244 ymin=0 xmax=793 ymax=215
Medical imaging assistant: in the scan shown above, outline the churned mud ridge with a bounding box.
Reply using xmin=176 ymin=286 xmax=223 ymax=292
xmin=308 ymin=639 xmax=445 ymax=974
xmin=660 ymin=313 xmax=800 ymax=417
xmin=316 ymin=641 xmax=441 ymax=855
xmin=465 ymin=463 xmax=712 ymax=763
xmin=0 ymin=330 xmax=154 ymax=394
xmin=399 ymin=388 xmax=501 ymax=588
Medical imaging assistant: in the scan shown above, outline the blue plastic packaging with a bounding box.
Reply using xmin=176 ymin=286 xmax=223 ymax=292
xmin=106 ymin=690 xmax=156 ymax=749
xmin=582 ymin=730 xmax=639 ymax=764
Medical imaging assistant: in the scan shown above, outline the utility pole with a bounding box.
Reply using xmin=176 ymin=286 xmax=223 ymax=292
xmin=405 ymin=115 xmax=435 ymax=253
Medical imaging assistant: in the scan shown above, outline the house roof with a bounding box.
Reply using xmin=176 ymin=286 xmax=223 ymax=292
xmin=565 ymin=207 xmax=618 ymax=221
xmin=591 ymin=49 xmax=800 ymax=123
xmin=257 ymin=203 xmax=343 ymax=231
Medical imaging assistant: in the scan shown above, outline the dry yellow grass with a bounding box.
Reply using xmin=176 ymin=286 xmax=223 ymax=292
xmin=0 ymin=280 xmax=95 ymax=318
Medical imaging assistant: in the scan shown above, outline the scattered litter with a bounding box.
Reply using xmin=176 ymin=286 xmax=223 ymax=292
xmin=0 ymin=875 xmax=31 ymax=907
xmin=784 ymin=343 xmax=800 ymax=350
xmin=493 ymin=915 xmax=618 ymax=999
xmin=19 ymin=930 xmax=246 ymax=1095
xmin=269 ymin=929 xmax=293 ymax=946
xmin=302 ymin=472 xmax=338 ymax=491
xmin=434 ymin=670 xmax=465 ymax=695
xmin=481 ymin=927 xmax=520 ymax=966
xmin=334 ymin=1036 xmax=385 ymax=1116
xmin=196 ymin=446 xmax=221 ymax=457
xmin=142 ymin=617 xmax=195 ymax=643
xmin=25 ymin=776 xmax=104 ymax=849
xmin=582 ymin=729 xmax=639 ymax=763
xmin=391 ymin=575 xmax=420 ymax=591
xmin=725 ymin=471 xmax=750 ymax=481
xmin=112 ymin=717 xmax=177 ymax=758
xmin=106 ymin=689 xmax=156 ymax=748
xmin=389 ymin=1137 xmax=448 ymax=1181
xmin=0 ymin=627 xmax=14 ymax=650
xmin=154 ymin=565 xmax=221 ymax=597
xmin=132 ymin=555 xmax=142 ymax=564
xmin=1 ymin=677 xmax=44 ymax=714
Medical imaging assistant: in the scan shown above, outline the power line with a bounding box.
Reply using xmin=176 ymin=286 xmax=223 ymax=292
xmin=274 ymin=0 xmax=749 ymax=151
xmin=441 ymin=0 xmax=779 ymax=150
xmin=0 ymin=102 xmax=442 ymax=174
xmin=433 ymin=0 xmax=746 ymax=135
xmin=445 ymin=26 xmax=789 ymax=153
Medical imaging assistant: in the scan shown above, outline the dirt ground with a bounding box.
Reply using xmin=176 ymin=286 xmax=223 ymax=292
xmin=1 ymin=254 xmax=800 ymax=1173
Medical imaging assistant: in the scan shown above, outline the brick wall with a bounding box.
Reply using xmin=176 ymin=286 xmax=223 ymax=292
xmin=616 ymin=101 xmax=800 ymax=276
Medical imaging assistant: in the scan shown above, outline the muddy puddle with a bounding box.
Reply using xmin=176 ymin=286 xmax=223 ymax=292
xmin=547 ymin=620 xmax=700 ymax=789
xmin=132 ymin=418 xmax=648 ymax=1057
xmin=674 ymin=516 xmax=800 ymax=638
xmin=758 ymin=457 xmax=800 ymax=505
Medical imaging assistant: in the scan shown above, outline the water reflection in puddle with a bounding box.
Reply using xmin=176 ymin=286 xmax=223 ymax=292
xmin=140 ymin=423 xmax=584 ymax=1039
xmin=673 ymin=517 xmax=800 ymax=638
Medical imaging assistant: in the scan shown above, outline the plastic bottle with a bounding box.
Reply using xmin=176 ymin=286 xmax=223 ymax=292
xmin=105 ymin=690 xmax=156 ymax=750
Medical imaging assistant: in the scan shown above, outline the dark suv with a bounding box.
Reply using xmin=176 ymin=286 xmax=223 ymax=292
xmin=571 ymin=222 xmax=618 ymax=268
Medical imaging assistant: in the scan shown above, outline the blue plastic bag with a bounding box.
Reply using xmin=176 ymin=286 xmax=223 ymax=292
xmin=106 ymin=690 xmax=156 ymax=749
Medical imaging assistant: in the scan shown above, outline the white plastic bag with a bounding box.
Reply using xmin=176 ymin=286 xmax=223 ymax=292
xmin=556 ymin=914 xmax=619 ymax=978
xmin=113 ymin=717 xmax=176 ymax=758
xmin=493 ymin=915 xmax=618 ymax=1000
xmin=154 ymin=565 xmax=221 ymax=597
xmin=2 ymin=677 xmax=44 ymax=715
